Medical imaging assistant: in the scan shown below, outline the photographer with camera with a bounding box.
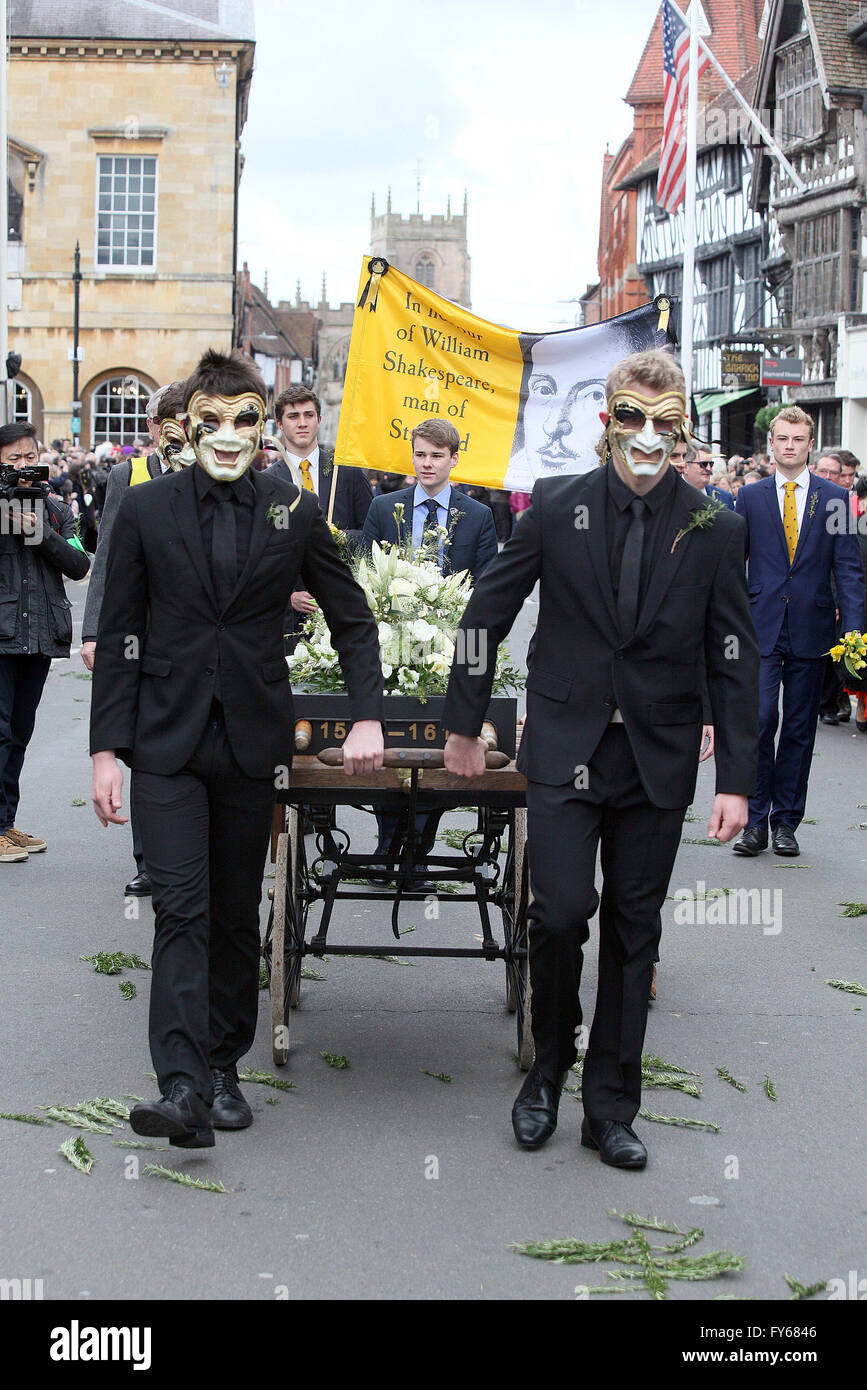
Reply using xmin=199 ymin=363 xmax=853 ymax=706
xmin=0 ymin=423 xmax=90 ymax=864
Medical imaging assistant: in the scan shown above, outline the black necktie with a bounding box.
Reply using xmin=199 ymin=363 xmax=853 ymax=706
xmin=211 ymin=483 xmax=238 ymax=611
xmin=422 ymin=498 xmax=441 ymax=566
xmin=617 ymin=497 xmax=645 ymax=643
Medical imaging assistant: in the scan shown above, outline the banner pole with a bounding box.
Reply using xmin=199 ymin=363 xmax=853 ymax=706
xmin=327 ymin=464 xmax=339 ymax=526
xmin=680 ymin=0 xmax=700 ymax=416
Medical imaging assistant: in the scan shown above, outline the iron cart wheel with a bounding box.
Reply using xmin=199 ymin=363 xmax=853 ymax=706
xmin=265 ymin=808 xmax=306 ymax=1066
xmin=502 ymin=807 xmax=534 ymax=1069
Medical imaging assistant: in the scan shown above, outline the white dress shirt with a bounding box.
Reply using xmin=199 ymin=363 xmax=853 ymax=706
xmin=283 ymin=443 xmax=320 ymax=494
xmin=411 ymin=481 xmax=451 ymax=565
xmin=775 ymin=466 xmax=810 ymax=533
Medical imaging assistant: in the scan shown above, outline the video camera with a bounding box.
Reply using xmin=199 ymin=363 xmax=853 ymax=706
xmin=0 ymin=463 xmax=51 ymax=500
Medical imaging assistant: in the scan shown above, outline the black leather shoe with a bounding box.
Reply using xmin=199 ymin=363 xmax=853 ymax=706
xmin=820 ymin=713 xmax=838 ymax=726
xmin=732 ymin=826 xmax=768 ymax=856
xmin=772 ymin=824 xmax=800 ymax=856
xmin=129 ymin=1082 xmax=214 ymax=1148
xmin=837 ymin=704 xmax=851 ymax=723
xmin=210 ymin=1066 xmax=253 ymax=1130
xmin=581 ymin=1117 xmax=647 ymax=1169
xmin=512 ymin=1065 xmax=568 ymax=1150
xmin=124 ymin=870 xmax=152 ymax=896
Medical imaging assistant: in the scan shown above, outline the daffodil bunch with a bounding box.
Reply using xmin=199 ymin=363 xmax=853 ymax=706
xmin=288 ymin=538 xmax=524 ymax=698
xmin=829 ymin=631 xmax=866 ymax=679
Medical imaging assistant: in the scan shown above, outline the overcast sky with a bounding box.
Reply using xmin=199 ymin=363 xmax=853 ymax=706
xmin=237 ymin=0 xmax=662 ymax=331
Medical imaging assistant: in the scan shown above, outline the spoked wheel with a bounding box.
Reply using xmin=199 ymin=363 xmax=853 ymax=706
xmin=503 ymin=809 xmax=534 ymax=1070
xmin=504 ymin=808 xmax=524 ymax=1012
xmin=265 ymin=808 xmax=307 ymax=1066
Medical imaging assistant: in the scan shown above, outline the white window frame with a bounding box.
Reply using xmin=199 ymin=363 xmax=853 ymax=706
xmin=90 ymin=375 xmax=152 ymax=447
xmin=93 ymin=154 xmax=159 ymax=273
xmin=12 ymin=380 xmax=32 ymax=423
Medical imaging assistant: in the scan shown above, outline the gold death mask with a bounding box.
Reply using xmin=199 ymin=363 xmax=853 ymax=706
xmin=604 ymin=388 xmax=690 ymax=479
xmin=158 ymin=417 xmax=196 ymax=472
xmin=186 ymin=391 xmax=265 ymax=482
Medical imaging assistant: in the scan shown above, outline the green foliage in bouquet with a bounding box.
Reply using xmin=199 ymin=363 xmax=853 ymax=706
xmin=288 ymin=525 xmax=525 ymax=699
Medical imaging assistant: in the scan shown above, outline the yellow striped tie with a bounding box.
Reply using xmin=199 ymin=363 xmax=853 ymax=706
xmin=783 ymin=481 xmax=798 ymax=565
xmin=299 ymin=459 xmax=315 ymax=492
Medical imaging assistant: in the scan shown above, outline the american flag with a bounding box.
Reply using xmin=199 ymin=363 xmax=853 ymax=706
xmin=657 ymin=2 xmax=710 ymax=214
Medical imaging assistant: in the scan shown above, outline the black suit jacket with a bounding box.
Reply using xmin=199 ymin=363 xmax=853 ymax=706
xmin=442 ymin=467 xmax=759 ymax=809
xmin=90 ymin=464 xmax=383 ymax=779
xmin=265 ymin=447 xmax=373 ymax=537
xmin=82 ymin=453 xmax=163 ymax=641
xmin=361 ymin=485 xmax=499 ymax=583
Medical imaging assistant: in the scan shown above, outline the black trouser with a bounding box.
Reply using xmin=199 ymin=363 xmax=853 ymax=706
xmin=129 ymin=773 xmax=146 ymax=873
xmin=526 ymin=725 xmax=687 ymax=1123
xmin=133 ymin=702 xmax=277 ymax=1102
xmin=818 ymin=653 xmax=846 ymax=716
xmin=0 ymin=654 xmax=51 ymax=832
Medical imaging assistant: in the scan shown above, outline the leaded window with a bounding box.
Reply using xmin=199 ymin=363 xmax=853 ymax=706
xmin=95 ymin=155 xmax=157 ymax=269
xmin=415 ymin=254 xmax=435 ymax=288
xmin=794 ymin=213 xmax=840 ymax=317
xmin=775 ymin=37 xmax=824 ymax=146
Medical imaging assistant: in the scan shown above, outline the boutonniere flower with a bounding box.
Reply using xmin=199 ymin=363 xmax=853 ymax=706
xmin=321 ymin=454 xmax=333 ymax=477
xmin=808 ymin=493 xmax=818 ymax=519
xmin=266 ymin=503 xmax=288 ymax=530
xmin=671 ymin=498 xmax=724 ymax=553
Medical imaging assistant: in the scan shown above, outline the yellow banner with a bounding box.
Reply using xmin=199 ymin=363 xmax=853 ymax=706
xmin=335 ymin=257 xmax=666 ymax=489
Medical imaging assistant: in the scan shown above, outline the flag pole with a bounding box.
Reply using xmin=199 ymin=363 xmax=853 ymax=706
xmin=660 ymin=0 xmax=805 ymax=192
xmin=680 ymin=0 xmax=699 ymax=417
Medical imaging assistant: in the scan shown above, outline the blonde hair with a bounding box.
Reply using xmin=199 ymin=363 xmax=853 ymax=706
xmin=606 ymin=349 xmax=685 ymax=399
xmin=596 ymin=349 xmax=687 ymax=462
xmin=769 ymin=406 xmax=814 ymax=437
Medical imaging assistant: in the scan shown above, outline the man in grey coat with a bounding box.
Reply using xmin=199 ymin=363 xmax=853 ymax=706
xmin=81 ymin=380 xmax=189 ymax=895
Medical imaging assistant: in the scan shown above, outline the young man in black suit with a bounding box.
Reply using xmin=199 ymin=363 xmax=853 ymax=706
xmin=90 ymin=351 xmax=384 ymax=1149
xmin=266 ymin=385 xmax=373 ymax=645
xmin=443 ymin=350 xmax=759 ymax=1169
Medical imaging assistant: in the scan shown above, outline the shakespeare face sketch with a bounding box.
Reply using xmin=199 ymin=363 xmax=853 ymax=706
xmin=504 ymin=313 xmax=662 ymax=490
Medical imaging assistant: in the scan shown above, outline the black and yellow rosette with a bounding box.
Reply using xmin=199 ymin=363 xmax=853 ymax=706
xmin=357 ymin=256 xmax=389 ymax=312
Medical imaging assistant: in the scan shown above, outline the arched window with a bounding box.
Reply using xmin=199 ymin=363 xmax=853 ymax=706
xmin=90 ymin=374 xmax=151 ymax=446
xmin=415 ymin=254 xmax=436 ymax=289
xmin=330 ymin=337 xmax=350 ymax=383
xmin=12 ymin=381 xmax=31 ymax=423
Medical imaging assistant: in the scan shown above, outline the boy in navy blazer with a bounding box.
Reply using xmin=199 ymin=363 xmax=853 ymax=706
xmin=361 ymin=420 xmax=498 ymax=583
xmin=733 ymin=407 xmax=863 ymax=857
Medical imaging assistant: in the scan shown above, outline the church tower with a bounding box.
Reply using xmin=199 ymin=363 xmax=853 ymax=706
xmin=369 ymin=189 xmax=471 ymax=308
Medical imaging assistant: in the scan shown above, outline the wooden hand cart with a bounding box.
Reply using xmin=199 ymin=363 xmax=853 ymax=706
xmin=263 ymin=694 xmax=534 ymax=1071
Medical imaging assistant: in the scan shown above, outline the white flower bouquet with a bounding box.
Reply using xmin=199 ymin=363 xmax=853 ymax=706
xmin=288 ymin=522 xmax=524 ymax=699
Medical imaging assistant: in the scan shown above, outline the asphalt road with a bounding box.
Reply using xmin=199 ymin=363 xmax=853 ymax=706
xmin=0 ymin=568 xmax=864 ymax=1304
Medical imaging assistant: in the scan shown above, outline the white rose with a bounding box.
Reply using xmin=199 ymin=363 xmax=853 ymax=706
xmin=293 ymin=643 xmax=309 ymax=661
xmin=411 ymin=618 xmax=437 ymax=643
xmin=390 ymin=578 xmax=414 ymax=598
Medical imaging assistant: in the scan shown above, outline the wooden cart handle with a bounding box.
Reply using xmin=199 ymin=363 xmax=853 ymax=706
xmin=317 ymin=746 xmax=510 ymax=770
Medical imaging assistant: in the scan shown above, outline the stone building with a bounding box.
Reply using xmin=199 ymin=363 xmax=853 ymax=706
xmin=6 ymin=0 xmax=254 ymax=445
xmin=369 ymin=190 xmax=471 ymax=309
xmin=281 ymin=195 xmax=472 ymax=446
xmin=583 ymin=0 xmax=764 ymax=334
xmin=751 ymin=0 xmax=867 ymax=450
